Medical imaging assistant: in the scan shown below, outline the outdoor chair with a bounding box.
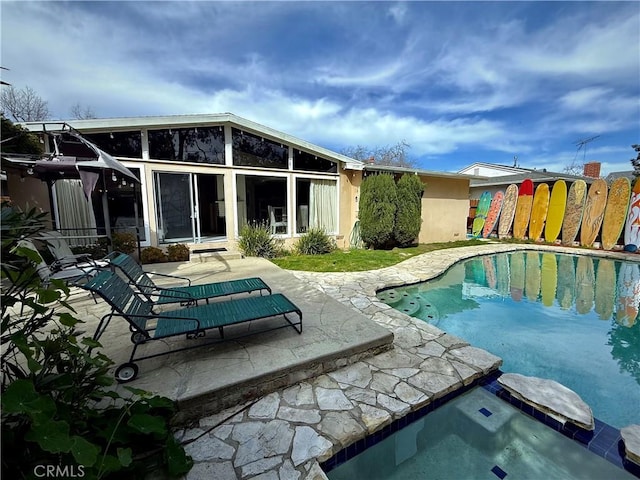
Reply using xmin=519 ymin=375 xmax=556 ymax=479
xmin=17 ymin=239 xmax=98 ymax=287
xmin=105 ymin=252 xmax=272 ymax=305
xmin=79 ymin=270 xmax=303 ymax=383
xmin=268 ymin=205 xmax=287 ymax=234
xmin=39 ymin=231 xmax=108 ymax=270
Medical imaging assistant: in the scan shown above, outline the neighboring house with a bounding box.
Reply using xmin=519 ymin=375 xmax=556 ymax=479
xmin=7 ymin=113 xmax=473 ymax=251
xmin=468 ymin=170 xmax=595 ymax=199
xmin=458 ymin=162 xmax=528 ymax=178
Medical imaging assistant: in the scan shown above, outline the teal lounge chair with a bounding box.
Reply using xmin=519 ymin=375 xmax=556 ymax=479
xmin=105 ymin=252 xmax=271 ymax=305
xmin=80 ymin=270 xmax=302 ymax=382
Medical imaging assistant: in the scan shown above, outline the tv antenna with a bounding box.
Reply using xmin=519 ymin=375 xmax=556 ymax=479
xmin=573 ymin=135 xmax=600 ymax=164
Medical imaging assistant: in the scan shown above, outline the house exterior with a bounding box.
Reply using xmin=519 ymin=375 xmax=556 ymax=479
xmin=7 ymin=114 xmax=473 ymax=251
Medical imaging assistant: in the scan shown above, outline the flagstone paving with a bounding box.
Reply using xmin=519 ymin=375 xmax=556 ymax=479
xmin=175 ymin=243 xmax=640 ymax=479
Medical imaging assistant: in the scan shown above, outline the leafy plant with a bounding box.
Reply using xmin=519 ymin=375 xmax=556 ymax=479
xmin=238 ymin=222 xmax=284 ymax=258
xmin=359 ymin=174 xmax=397 ymax=249
xmin=295 ymin=228 xmax=336 ymax=255
xmin=394 ymin=174 xmax=424 ymax=247
xmin=112 ymin=232 xmax=137 ymax=255
xmin=1 ymin=202 xmax=192 ymax=478
xmin=167 ymin=243 xmax=190 ymax=262
xmin=140 ymin=247 xmax=168 ymax=264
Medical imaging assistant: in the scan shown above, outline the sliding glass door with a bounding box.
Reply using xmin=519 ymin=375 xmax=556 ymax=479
xmin=154 ymin=172 xmax=226 ymax=243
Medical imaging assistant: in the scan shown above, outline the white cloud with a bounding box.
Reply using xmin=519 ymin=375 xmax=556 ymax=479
xmin=388 ymin=2 xmax=408 ymax=25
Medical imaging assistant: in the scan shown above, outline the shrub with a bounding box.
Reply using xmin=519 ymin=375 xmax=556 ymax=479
xmin=295 ymin=228 xmax=336 ymax=255
xmin=140 ymin=246 xmax=168 ymax=264
xmin=167 ymin=243 xmax=190 ymax=262
xmin=0 ymin=203 xmax=193 ymax=478
xmin=359 ymin=174 xmax=397 ymax=249
xmin=394 ymin=174 xmax=424 ymax=246
xmin=238 ymin=222 xmax=283 ymax=258
xmin=112 ymin=231 xmax=137 ymax=254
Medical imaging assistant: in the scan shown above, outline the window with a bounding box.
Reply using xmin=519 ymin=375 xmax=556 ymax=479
xmin=296 ymin=178 xmax=337 ymax=234
xmin=236 ymin=175 xmax=287 ymax=233
xmin=293 ymin=149 xmax=337 ymax=173
xmin=148 ymin=127 xmax=224 ymax=164
xmin=85 ymin=131 xmax=142 ymax=158
xmin=232 ymin=128 xmax=288 ymax=169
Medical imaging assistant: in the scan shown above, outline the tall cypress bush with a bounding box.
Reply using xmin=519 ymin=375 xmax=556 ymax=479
xmin=394 ymin=174 xmax=424 ymax=246
xmin=359 ymin=174 xmax=397 ymax=248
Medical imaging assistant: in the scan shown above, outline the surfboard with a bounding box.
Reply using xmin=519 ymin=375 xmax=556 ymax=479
xmin=562 ymin=180 xmax=587 ymax=246
xmin=616 ymin=262 xmax=640 ymax=327
xmin=482 ymin=191 xmax=504 ymax=238
xmin=601 ymin=177 xmax=631 ymax=250
xmin=556 ymin=254 xmax=575 ymax=310
xmin=575 ymin=256 xmax=595 ymax=315
xmin=540 ymin=253 xmax=557 ymax=307
xmin=513 ymin=179 xmax=534 ymax=240
xmin=496 ymin=253 xmax=510 ymax=298
xmin=580 ymin=179 xmax=608 ymax=247
xmin=498 ymin=184 xmax=519 ymax=239
xmin=525 ymin=251 xmax=541 ymax=302
xmin=528 ymin=183 xmax=550 ymax=241
xmin=594 ymin=258 xmax=615 ymax=320
xmin=624 ymin=180 xmax=640 ymax=251
xmin=483 ymin=255 xmax=497 ymax=290
xmin=472 ymin=191 xmax=492 ymax=237
xmin=510 ymin=252 xmax=525 ymax=302
xmin=545 ymin=180 xmax=567 ymax=243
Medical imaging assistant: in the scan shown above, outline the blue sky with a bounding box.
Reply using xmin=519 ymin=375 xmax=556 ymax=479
xmin=1 ymin=1 xmax=638 ymax=175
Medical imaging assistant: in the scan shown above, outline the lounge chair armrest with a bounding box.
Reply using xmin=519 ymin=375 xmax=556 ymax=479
xmin=147 ymin=271 xmax=192 ymax=286
xmin=149 ymin=287 xmax=196 ymax=301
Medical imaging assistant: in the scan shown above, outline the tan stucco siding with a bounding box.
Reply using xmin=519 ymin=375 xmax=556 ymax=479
xmin=338 ymin=169 xmax=362 ymax=249
xmin=419 ymin=176 xmax=469 ymax=243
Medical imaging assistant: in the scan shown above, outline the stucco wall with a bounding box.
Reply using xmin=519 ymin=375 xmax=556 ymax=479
xmin=419 ymin=176 xmax=469 ymax=243
xmin=338 ymin=168 xmax=361 ymax=249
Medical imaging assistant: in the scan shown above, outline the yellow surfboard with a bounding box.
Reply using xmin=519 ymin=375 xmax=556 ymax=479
xmin=528 ymin=183 xmax=550 ymax=241
xmin=525 ymin=251 xmax=541 ymax=302
xmin=580 ymin=179 xmax=608 ymax=247
xmin=545 ymin=180 xmax=567 ymax=243
xmin=575 ymin=256 xmax=595 ymax=315
xmin=540 ymin=253 xmax=557 ymax=307
xmin=601 ymin=177 xmax=631 ymax=250
xmin=513 ymin=179 xmax=534 ymax=240
xmin=562 ymin=180 xmax=587 ymax=246
xmin=594 ymin=258 xmax=615 ymax=320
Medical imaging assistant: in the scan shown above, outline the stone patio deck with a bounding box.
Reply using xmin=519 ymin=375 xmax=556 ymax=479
xmin=64 ymin=243 xmax=640 ymax=479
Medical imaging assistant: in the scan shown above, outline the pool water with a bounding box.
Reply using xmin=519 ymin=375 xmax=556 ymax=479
xmin=377 ymin=252 xmax=640 ymax=429
xmin=326 ymin=387 xmax=635 ymax=480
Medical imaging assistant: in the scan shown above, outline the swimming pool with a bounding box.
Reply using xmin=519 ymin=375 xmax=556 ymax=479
xmin=325 ymin=387 xmax=635 ymax=480
xmin=377 ymin=252 xmax=640 ymax=429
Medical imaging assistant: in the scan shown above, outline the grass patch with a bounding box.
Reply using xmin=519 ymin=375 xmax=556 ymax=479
xmin=271 ymin=239 xmax=487 ymax=272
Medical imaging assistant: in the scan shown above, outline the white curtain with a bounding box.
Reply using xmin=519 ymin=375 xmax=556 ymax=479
xmin=55 ymin=179 xmax=97 ymax=246
xmin=236 ymin=175 xmax=247 ymax=228
xmin=309 ymin=179 xmax=337 ymax=233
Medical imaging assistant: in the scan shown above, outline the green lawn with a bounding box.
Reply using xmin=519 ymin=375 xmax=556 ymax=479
xmin=270 ymin=239 xmax=487 ymax=272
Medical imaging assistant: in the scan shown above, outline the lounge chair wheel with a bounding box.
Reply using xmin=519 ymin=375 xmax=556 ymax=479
xmin=115 ymin=363 xmax=139 ymax=383
xmin=131 ymin=332 xmax=147 ymax=344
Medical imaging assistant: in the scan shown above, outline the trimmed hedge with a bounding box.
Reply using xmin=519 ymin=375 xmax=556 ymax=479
xmin=394 ymin=174 xmax=424 ymax=246
xmin=359 ymin=174 xmax=397 ymax=249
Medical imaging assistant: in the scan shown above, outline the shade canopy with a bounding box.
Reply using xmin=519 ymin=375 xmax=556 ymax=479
xmin=2 ymin=122 xmax=139 ymax=199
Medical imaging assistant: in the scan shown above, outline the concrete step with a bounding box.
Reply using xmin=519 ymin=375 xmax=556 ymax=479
xmin=190 ymin=249 xmax=243 ymax=263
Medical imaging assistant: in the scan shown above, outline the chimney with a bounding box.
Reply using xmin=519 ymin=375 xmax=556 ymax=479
xmin=583 ymin=162 xmax=601 ymax=178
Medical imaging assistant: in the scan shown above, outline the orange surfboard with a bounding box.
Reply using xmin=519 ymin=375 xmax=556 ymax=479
xmin=513 ymin=179 xmax=534 ymax=240
xmin=601 ymin=177 xmax=631 ymax=250
xmin=482 ymin=191 xmax=504 ymax=238
xmin=580 ymin=179 xmax=608 ymax=247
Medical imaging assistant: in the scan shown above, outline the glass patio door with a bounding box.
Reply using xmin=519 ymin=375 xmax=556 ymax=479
xmin=155 ymin=172 xmax=225 ymax=244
